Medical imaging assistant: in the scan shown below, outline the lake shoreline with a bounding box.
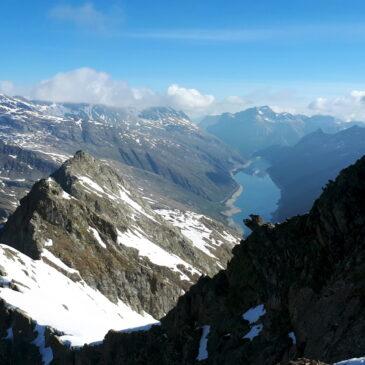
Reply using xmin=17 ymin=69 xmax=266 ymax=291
xmin=221 ymin=161 xmax=250 ymax=219
xmin=222 ymin=158 xmax=281 ymax=231
xmin=222 ymin=184 xmax=243 ymax=218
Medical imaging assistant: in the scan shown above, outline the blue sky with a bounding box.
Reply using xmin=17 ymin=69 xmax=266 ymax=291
xmin=1 ymin=0 xmax=365 ymax=118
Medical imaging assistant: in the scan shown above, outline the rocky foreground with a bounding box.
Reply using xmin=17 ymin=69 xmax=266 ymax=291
xmin=0 ymin=154 xmax=364 ymax=364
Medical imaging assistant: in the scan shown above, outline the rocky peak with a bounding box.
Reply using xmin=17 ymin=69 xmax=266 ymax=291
xmin=0 ymin=151 xmax=238 ymax=319
xmin=243 ymin=214 xmax=266 ymax=230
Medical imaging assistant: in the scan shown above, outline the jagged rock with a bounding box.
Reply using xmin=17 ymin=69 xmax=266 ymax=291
xmin=0 ymin=152 xmax=238 ymax=322
xmin=62 ymin=155 xmax=365 ymax=364
xmin=244 ymin=214 xmax=265 ymax=230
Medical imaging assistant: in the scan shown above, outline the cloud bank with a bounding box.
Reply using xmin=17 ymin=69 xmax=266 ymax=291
xmin=308 ymin=91 xmax=365 ymax=121
xmin=0 ymin=68 xmax=226 ymax=116
xmin=1 ymin=67 xmax=365 ymax=120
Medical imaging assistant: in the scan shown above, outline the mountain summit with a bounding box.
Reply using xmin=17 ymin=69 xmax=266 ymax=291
xmin=0 ymin=151 xmax=238 ymax=341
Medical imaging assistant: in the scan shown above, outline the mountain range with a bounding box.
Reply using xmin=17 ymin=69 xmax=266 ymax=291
xmin=200 ymin=106 xmax=362 ymax=157
xmin=258 ymin=125 xmax=365 ymax=221
xmin=0 ymin=94 xmax=244 ymax=221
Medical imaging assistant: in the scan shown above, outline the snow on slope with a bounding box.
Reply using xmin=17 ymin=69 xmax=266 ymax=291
xmin=116 ymin=228 xmax=201 ymax=281
xmin=75 ymin=175 xmax=157 ymax=221
xmin=0 ymin=244 xmax=158 ymax=347
xmin=156 ymin=209 xmax=237 ymax=258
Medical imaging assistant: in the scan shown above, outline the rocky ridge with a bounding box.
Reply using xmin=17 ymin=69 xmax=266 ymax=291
xmin=0 ymin=151 xmax=238 ymax=321
xmin=61 ymin=154 xmax=365 ymax=364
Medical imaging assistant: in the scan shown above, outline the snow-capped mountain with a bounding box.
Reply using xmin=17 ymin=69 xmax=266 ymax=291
xmin=200 ymin=106 xmax=361 ymax=157
xmin=0 ymin=94 xmax=244 ymax=222
xmin=0 ymin=151 xmax=238 ymax=351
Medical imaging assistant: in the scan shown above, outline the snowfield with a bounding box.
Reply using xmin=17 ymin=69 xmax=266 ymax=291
xmin=116 ymin=228 xmax=201 ymax=281
xmin=0 ymin=244 xmax=158 ymax=348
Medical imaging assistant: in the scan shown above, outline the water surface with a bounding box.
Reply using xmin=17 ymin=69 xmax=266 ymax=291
xmin=231 ymin=170 xmax=281 ymax=231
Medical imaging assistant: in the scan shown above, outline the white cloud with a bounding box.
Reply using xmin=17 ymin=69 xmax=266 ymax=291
xmin=166 ymin=84 xmax=215 ymax=111
xmin=49 ymin=2 xmax=122 ymax=33
xmin=8 ymin=67 xmax=365 ymax=120
xmin=1 ymin=68 xmax=219 ymax=115
xmin=0 ymin=68 xmax=297 ymax=117
xmin=308 ymin=90 xmax=365 ymax=121
xmin=30 ymin=68 xmax=155 ymax=107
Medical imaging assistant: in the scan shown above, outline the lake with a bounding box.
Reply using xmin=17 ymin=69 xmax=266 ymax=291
xmin=230 ymin=170 xmax=281 ymax=231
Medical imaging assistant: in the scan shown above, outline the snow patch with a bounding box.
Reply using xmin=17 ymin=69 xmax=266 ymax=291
xmin=242 ymin=304 xmax=266 ymax=341
xmin=288 ymin=331 xmax=296 ymax=345
xmin=77 ymin=176 xmax=104 ymax=195
xmin=32 ymin=324 xmax=53 ymax=365
xmin=61 ymin=190 xmax=72 ymax=200
xmin=116 ymin=228 xmax=200 ymax=281
xmin=243 ymin=324 xmax=263 ymax=340
xmin=88 ymin=227 xmax=107 ymax=248
xmin=41 ymin=249 xmax=79 ymax=275
xmin=156 ymin=209 xmax=237 ymax=259
xmin=3 ymin=327 xmax=13 ymax=341
xmin=44 ymin=239 xmax=53 ymax=247
xmin=243 ymin=304 xmax=266 ymax=324
xmin=196 ymin=325 xmax=210 ymax=361
xmin=0 ymin=244 xmax=158 ymax=347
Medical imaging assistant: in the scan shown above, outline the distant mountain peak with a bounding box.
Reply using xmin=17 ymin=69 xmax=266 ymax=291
xmin=139 ymin=106 xmax=190 ymax=121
